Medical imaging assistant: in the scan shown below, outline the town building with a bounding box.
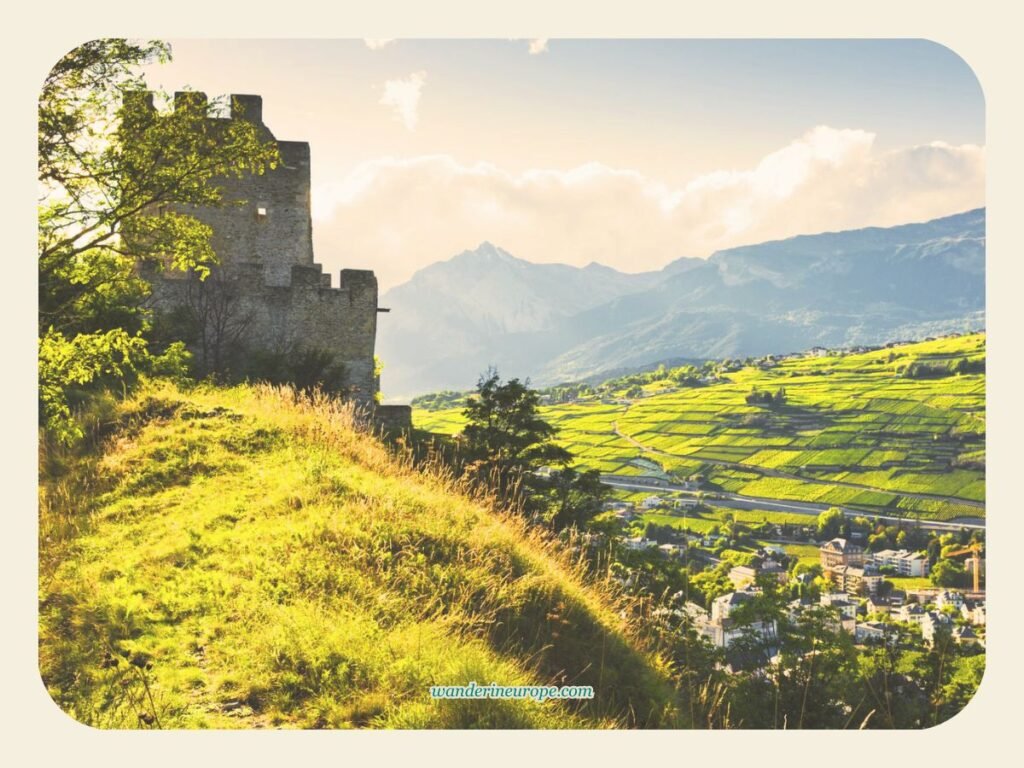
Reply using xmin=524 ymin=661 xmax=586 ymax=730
xmin=952 ymin=625 xmax=980 ymax=647
xmin=960 ymin=602 xmax=986 ymax=626
xmin=729 ymin=565 xmax=758 ymax=589
xmin=659 ymin=543 xmax=685 ymax=559
xmin=671 ymin=497 xmax=700 ymax=509
xmin=819 ymin=538 xmax=866 ymax=569
xmin=622 ymin=537 xmax=658 ymax=552
xmin=936 ymin=590 xmax=966 ymax=611
xmin=921 ymin=611 xmax=952 ymax=646
xmin=864 ymin=595 xmax=894 ymax=616
xmin=870 ymin=549 xmax=930 ymax=577
xmin=695 ymin=590 xmax=777 ymax=649
xmin=820 ymin=592 xmax=859 ymax=621
xmin=602 ymin=500 xmax=631 ymax=512
xmin=758 ymin=559 xmax=789 ymax=583
xmin=899 ymin=603 xmax=926 ymax=625
xmin=855 ymin=621 xmax=896 ymax=645
xmin=825 ymin=564 xmax=883 ymax=596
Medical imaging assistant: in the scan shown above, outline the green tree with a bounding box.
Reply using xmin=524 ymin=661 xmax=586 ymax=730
xmin=938 ymin=654 xmax=985 ymax=721
xmin=930 ymin=558 xmax=966 ymax=588
xmin=690 ymin=563 xmax=734 ymax=607
xmin=855 ymin=626 xmax=933 ymax=728
xmin=537 ymin=467 xmax=610 ymax=531
xmin=459 ymin=369 xmax=572 ymax=499
xmin=38 ymin=39 xmax=279 ymax=442
xmin=816 ymin=507 xmax=846 ymax=540
xmin=760 ymin=605 xmax=859 ymax=728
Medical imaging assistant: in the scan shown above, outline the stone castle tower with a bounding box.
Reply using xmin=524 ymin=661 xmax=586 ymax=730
xmin=137 ymin=91 xmax=408 ymax=428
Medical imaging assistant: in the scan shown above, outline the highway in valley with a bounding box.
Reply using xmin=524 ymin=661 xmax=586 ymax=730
xmin=600 ymin=475 xmax=985 ymax=532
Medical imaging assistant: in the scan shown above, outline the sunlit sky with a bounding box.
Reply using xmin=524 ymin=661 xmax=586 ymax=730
xmin=144 ymin=39 xmax=985 ymax=289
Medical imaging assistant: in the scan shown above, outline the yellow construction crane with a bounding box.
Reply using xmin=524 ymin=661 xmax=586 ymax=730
xmin=945 ymin=543 xmax=984 ymax=593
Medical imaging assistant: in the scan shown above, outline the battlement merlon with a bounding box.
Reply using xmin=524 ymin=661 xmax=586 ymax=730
xmin=122 ymin=90 xmax=271 ymax=130
xmin=230 ymin=94 xmax=263 ymax=124
xmin=120 ymin=93 xmax=320 ymax=170
xmin=174 ymin=90 xmax=208 ymax=112
xmin=136 ymin=89 xmax=403 ymax=420
xmin=339 ymin=269 xmax=378 ymax=299
xmin=123 ymin=90 xmax=155 ymax=112
xmin=291 ymin=264 xmax=326 ymax=290
xmin=277 ymin=141 xmax=311 ymax=169
xmin=289 ymin=265 xmax=382 ymax=297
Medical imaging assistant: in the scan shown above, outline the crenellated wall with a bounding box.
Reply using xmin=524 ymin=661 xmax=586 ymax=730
xmin=140 ymin=91 xmax=392 ymax=412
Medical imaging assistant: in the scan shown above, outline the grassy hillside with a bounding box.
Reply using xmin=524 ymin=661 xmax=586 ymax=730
xmin=415 ymin=334 xmax=985 ymax=522
xmin=39 ymin=383 xmax=682 ymax=729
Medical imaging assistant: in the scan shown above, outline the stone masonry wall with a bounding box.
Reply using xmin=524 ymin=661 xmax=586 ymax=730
xmin=141 ymin=92 xmax=386 ymax=410
xmin=161 ymin=92 xmax=314 ymax=287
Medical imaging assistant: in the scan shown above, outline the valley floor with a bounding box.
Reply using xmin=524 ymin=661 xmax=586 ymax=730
xmin=415 ymin=334 xmax=986 ymax=525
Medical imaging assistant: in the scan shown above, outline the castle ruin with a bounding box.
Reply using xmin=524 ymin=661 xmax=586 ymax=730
xmin=137 ymin=91 xmax=410 ymax=430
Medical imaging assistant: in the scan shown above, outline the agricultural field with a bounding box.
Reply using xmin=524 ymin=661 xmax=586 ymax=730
xmin=413 ymin=334 xmax=986 ymax=523
xmin=412 ymin=407 xmax=468 ymax=435
xmin=778 ymin=543 xmax=822 ymax=568
xmin=630 ymin=504 xmax=820 ymax=537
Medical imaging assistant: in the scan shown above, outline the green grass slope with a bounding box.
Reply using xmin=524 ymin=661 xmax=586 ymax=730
xmin=39 ymin=384 xmax=681 ymax=729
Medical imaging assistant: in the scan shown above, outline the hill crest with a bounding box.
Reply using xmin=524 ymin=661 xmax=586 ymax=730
xmin=38 ymin=383 xmax=681 ymax=729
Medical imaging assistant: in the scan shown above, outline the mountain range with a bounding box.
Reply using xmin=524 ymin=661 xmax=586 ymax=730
xmin=377 ymin=208 xmax=985 ymax=399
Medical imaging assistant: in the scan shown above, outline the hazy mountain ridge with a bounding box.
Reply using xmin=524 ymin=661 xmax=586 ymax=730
xmin=378 ymin=242 xmax=664 ymax=393
xmin=378 ymin=209 xmax=985 ymax=398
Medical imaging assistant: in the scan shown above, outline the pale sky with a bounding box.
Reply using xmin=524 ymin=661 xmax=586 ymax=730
xmin=143 ymin=39 xmax=985 ymax=289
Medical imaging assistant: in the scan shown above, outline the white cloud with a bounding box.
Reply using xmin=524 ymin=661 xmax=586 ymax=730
xmin=364 ymin=39 xmax=395 ymax=50
xmin=528 ymin=39 xmax=549 ymax=55
xmin=378 ymin=70 xmax=426 ymax=131
xmin=312 ymin=126 xmax=985 ymax=290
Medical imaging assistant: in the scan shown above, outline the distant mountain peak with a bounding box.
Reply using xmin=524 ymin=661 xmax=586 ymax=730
xmin=662 ymin=255 xmax=706 ymax=274
xmin=379 ymin=209 xmax=985 ymax=399
xmin=471 ymin=240 xmax=502 ymax=254
xmin=448 ymin=241 xmax=522 ymax=266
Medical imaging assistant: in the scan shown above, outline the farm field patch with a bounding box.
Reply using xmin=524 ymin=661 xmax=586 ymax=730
xmin=413 ymin=334 xmax=986 ymax=521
